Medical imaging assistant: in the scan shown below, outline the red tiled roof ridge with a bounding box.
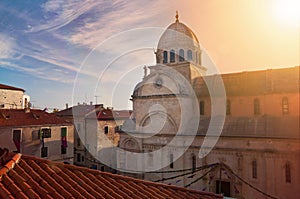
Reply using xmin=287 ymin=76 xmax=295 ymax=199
xmin=19 ymin=154 xmax=222 ymax=197
xmin=0 ymin=151 xmax=222 ymax=198
xmin=0 ymin=153 xmax=22 ymax=178
xmin=0 ymin=83 xmax=25 ymax=92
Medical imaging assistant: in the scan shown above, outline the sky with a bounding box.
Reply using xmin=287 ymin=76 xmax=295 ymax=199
xmin=0 ymin=0 xmax=299 ymax=110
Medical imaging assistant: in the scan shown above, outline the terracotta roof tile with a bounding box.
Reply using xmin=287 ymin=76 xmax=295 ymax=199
xmin=0 ymin=150 xmax=222 ymax=199
xmin=0 ymin=83 xmax=25 ymax=92
xmin=0 ymin=109 xmax=71 ymax=127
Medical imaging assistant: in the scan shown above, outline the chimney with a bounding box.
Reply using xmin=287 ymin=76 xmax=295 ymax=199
xmin=66 ymin=103 xmax=69 ymax=109
xmin=24 ymin=98 xmax=30 ymax=113
xmin=90 ymin=101 xmax=93 ymax=105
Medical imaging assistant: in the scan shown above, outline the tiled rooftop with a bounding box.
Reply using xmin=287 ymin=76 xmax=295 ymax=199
xmin=194 ymin=66 xmax=299 ymax=97
xmin=0 ymin=148 xmax=222 ymax=199
xmin=0 ymin=84 xmax=25 ymax=92
xmin=0 ymin=109 xmax=71 ymax=127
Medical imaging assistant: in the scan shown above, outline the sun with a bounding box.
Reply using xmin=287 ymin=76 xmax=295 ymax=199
xmin=272 ymin=0 xmax=300 ymax=27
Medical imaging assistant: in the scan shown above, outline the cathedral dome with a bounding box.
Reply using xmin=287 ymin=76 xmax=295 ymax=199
xmin=156 ymin=12 xmax=201 ymax=65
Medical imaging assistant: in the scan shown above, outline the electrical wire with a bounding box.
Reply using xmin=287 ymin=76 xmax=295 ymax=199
xmin=153 ymin=163 xmax=217 ymax=182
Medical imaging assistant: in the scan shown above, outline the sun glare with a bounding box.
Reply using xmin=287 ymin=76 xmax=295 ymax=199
xmin=272 ymin=0 xmax=300 ymax=27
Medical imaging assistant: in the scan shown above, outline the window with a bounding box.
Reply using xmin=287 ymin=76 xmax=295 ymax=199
xmin=61 ymin=127 xmax=67 ymax=154
xmin=41 ymin=128 xmax=51 ymax=138
xmin=104 ymin=126 xmax=109 ymax=134
xmin=163 ymin=51 xmax=168 ymax=63
xmin=170 ymin=50 xmax=175 ymax=63
xmin=252 ymin=159 xmax=257 ymax=179
xmin=200 ymin=101 xmax=205 ymax=115
xmin=13 ymin=129 xmax=21 ymax=153
xmin=170 ymin=154 xmax=174 ymax=168
xmin=100 ymin=166 xmax=105 ymax=171
xmin=187 ymin=50 xmax=193 ymax=61
xmin=282 ymin=97 xmax=289 ymax=114
xmin=32 ymin=130 xmax=39 ymax=141
xmin=285 ymin=162 xmax=291 ymax=183
xmin=41 ymin=147 xmax=48 ymax=157
xmin=148 ymin=153 xmax=153 ymax=167
xmin=82 ymin=156 xmax=84 ymax=162
xmin=76 ymin=123 xmax=81 ymax=132
xmin=77 ymin=153 xmax=81 ymax=162
xmin=192 ymin=154 xmax=196 ymax=173
xmin=77 ymin=138 xmax=81 ymax=147
xmin=226 ymin=100 xmax=231 ymax=115
xmin=254 ymin=98 xmax=260 ymax=115
xmin=179 ymin=49 xmax=185 ymax=61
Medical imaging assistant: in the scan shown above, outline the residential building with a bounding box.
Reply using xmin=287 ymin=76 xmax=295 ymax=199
xmin=0 ymin=83 xmax=30 ymax=109
xmin=0 ymin=108 xmax=74 ymax=163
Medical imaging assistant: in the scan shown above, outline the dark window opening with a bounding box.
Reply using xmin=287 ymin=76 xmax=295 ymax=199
xmin=41 ymin=128 xmax=51 ymax=138
xmin=100 ymin=166 xmax=105 ymax=171
xmin=282 ymin=97 xmax=289 ymax=114
xmin=254 ymin=98 xmax=260 ymax=115
xmin=226 ymin=100 xmax=231 ymax=115
xmin=187 ymin=50 xmax=193 ymax=61
xmin=216 ymin=180 xmax=231 ymax=197
xmin=41 ymin=147 xmax=48 ymax=158
xmin=77 ymin=138 xmax=81 ymax=147
xmin=77 ymin=153 xmax=81 ymax=162
xmin=179 ymin=49 xmax=185 ymax=61
xmin=170 ymin=154 xmax=174 ymax=168
xmin=163 ymin=51 xmax=168 ymax=63
xmin=252 ymin=159 xmax=257 ymax=179
xmin=200 ymin=101 xmax=205 ymax=115
xmin=170 ymin=50 xmax=175 ymax=63
xmin=13 ymin=130 xmax=21 ymax=153
xmin=104 ymin=126 xmax=109 ymax=134
xmin=61 ymin=127 xmax=67 ymax=154
xmin=285 ymin=163 xmax=291 ymax=183
xmin=61 ymin=145 xmax=67 ymax=154
xmin=192 ymin=154 xmax=196 ymax=173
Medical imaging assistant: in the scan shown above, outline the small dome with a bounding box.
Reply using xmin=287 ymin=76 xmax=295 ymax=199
xmin=156 ymin=12 xmax=201 ymax=65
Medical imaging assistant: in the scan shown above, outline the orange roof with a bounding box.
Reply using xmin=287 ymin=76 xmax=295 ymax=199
xmin=0 ymin=109 xmax=71 ymax=127
xmin=0 ymin=149 xmax=222 ymax=199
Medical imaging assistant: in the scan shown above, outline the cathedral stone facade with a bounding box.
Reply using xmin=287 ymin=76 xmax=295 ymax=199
xmin=117 ymin=14 xmax=300 ymax=199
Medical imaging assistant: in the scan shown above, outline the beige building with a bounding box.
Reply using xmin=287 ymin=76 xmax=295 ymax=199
xmin=117 ymin=14 xmax=300 ymax=199
xmin=56 ymin=104 xmax=131 ymax=171
xmin=0 ymin=83 xmax=30 ymax=109
xmin=0 ymin=108 xmax=74 ymax=163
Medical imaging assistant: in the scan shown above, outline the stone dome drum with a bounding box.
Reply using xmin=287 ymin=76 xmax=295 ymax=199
xmin=156 ymin=13 xmax=201 ymax=65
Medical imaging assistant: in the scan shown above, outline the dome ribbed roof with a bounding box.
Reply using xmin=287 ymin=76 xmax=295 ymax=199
xmin=164 ymin=22 xmax=199 ymax=43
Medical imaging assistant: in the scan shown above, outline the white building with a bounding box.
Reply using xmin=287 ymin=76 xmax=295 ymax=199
xmin=117 ymin=13 xmax=300 ymax=199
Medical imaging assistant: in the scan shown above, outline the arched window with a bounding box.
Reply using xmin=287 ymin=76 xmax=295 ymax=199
xmin=252 ymin=159 xmax=257 ymax=179
xmin=226 ymin=100 xmax=231 ymax=115
xmin=163 ymin=51 xmax=168 ymax=63
xmin=170 ymin=50 xmax=175 ymax=63
xmin=104 ymin=126 xmax=109 ymax=134
xmin=192 ymin=154 xmax=196 ymax=173
xmin=254 ymin=98 xmax=260 ymax=115
xmin=179 ymin=49 xmax=185 ymax=61
xmin=285 ymin=162 xmax=291 ymax=183
xmin=282 ymin=97 xmax=289 ymax=114
xmin=187 ymin=50 xmax=193 ymax=61
xmin=170 ymin=154 xmax=174 ymax=168
xmin=200 ymin=101 xmax=205 ymax=115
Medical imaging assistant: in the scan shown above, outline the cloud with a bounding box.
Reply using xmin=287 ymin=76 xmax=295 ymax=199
xmin=0 ymin=34 xmax=15 ymax=59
